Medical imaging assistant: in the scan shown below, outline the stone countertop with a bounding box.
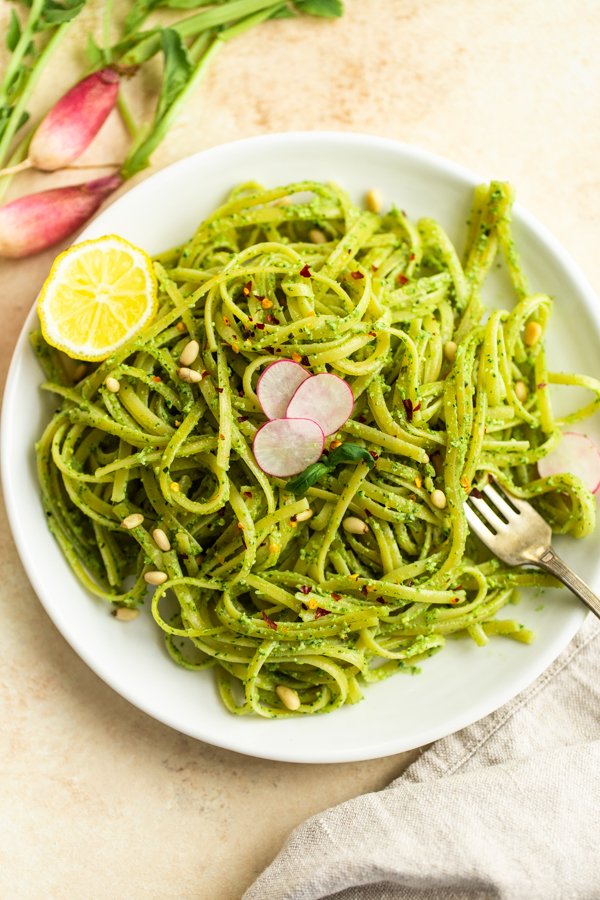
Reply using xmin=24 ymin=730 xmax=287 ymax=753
xmin=1 ymin=1 xmax=599 ymax=897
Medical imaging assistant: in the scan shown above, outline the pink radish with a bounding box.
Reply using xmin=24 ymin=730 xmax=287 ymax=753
xmin=253 ymin=418 xmax=325 ymax=477
xmin=286 ymin=373 xmax=354 ymax=437
xmin=0 ymin=174 xmax=122 ymax=258
xmin=257 ymin=360 xmax=311 ymax=420
xmin=1 ymin=69 xmax=121 ymax=178
xmin=538 ymin=432 xmax=600 ymax=494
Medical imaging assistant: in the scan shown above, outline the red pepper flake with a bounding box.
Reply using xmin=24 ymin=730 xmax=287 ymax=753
xmin=254 ymin=295 xmax=265 ymax=302
xmin=299 ymin=585 xmax=312 ymax=595
xmin=361 ymin=585 xmax=369 ymax=597
xmin=242 ymin=491 xmax=253 ymax=499
xmin=265 ymin=314 xmax=280 ymax=325
xmin=357 ymin=415 xmax=366 ymax=424
xmin=449 ymin=597 xmax=460 ymax=605
xmin=364 ymin=508 xmax=372 ymax=517
xmin=237 ymin=389 xmax=245 ymax=397
xmin=314 ymin=607 xmax=331 ymax=618
xmin=350 ymin=271 xmax=364 ymax=280
xmin=237 ymin=415 xmax=249 ymax=423
xmin=301 ymin=355 xmax=310 ymax=366
xmin=202 ymin=370 xmax=209 ymax=378
xmin=371 ymin=264 xmax=379 ymax=272
xmin=403 ymin=398 xmax=414 ymax=421
xmin=300 ymin=264 xmax=311 ymax=278
xmin=261 ymin=610 xmax=278 ymax=630
xmin=264 ymin=345 xmax=275 ymax=353
xmin=375 ymin=596 xmax=387 ymax=604
xmin=409 ymin=252 xmax=416 ymax=261
xmin=242 ymin=281 xmax=252 ymax=296
xmin=217 ymin=388 xmax=224 ymax=394
xmin=537 ymin=382 xmax=547 ymax=389
xmin=397 ymin=273 xmax=409 ymax=285
xmin=255 ymin=323 xmax=265 ymax=331
xmin=368 ymin=331 xmax=377 ymax=337
xmin=470 ymin=487 xmax=483 ymax=499
xmin=331 ymin=592 xmax=342 ymax=601
xmin=242 ymin=329 xmax=254 ymax=339
xmin=369 ymin=450 xmax=379 ymax=461
xmin=152 ymin=376 xmax=161 ymax=383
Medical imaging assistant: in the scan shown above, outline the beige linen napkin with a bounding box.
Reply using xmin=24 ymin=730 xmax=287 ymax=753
xmin=244 ymin=617 xmax=600 ymax=900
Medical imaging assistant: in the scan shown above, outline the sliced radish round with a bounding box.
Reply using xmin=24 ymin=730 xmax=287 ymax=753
xmin=256 ymin=360 xmax=311 ymax=420
xmin=286 ymin=373 xmax=354 ymax=437
xmin=253 ymin=418 xmax=325 ymax=477
xmin=537 ymin=432 xmax=600 ymax=494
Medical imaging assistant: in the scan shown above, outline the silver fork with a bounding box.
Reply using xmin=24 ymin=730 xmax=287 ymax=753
xmin=464 ymin=483 xmax=600 ymax=619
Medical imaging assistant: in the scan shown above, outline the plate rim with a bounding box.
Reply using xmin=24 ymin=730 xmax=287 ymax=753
xmin=1 ymin=130 xmax=596 ymax=763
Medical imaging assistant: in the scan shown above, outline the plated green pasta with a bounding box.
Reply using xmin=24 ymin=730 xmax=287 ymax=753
xmin=33 ymin=179 xmax=600 ymax=717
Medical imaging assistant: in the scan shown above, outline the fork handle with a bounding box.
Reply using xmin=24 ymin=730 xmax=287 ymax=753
xmin=534 ymin=548 xmax=600 ymax=619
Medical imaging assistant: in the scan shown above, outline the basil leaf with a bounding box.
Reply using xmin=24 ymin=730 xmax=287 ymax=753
xmin=286 ymin=462 xmax=330 ymax=496
xmin=326 ymin=442 xmax=374 ymax=469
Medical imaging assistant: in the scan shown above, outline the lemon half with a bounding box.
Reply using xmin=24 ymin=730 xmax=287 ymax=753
xmin=37 ymin=234 xmax=158 ymax=361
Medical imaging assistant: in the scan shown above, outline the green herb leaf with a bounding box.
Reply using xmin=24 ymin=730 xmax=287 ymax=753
xmin=286 ymin=462 xmax=330 ymax=496
xmin=286 ymin=442 xmax=373 ymax=495
xmin=7 ymin=10 xmax=22 ymax=53
xmin=155 ymin=28 xmax=193 ymax=122
xmin=86 ymin=33 xmax=107 ymax=68
xmin=293 ymin=0 xmax=343 ymax=18
xmin=36 ymin=1 xmax=87 ymax=29
xmin=326 ymin=442 xmax=375 ymax=468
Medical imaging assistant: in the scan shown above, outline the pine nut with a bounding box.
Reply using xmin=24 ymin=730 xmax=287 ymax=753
xmin=144 ymin=571 xmax=168 ymax=585
xmin=309 ymin=228 xmax=327 ymax=244
xmin=524 ymin=321 xmax=542 ymax=346
xmin=444 ymin=341 xmax=457 ymax=363
xmin=178 ymin=366 xmax=202 ymax=384
xmin=179 ymin=339 xmax=200 ymax=367
xmin=431 ymin=489 xmax=447 ymax=510
xmin=342 ymin=516 xmax=369 ymax=535
xmin=121 ymin=513 xmax=144 ymax=529
xmin=105 ymin=376 xmax=120 ymax=393
xmin=366 ymin=188 xmax=382 ymax=213
xmin=514 ymin=380 xmax=529 ymax=402
xmin=112 ymin=607 xmax=139 ymax=621
xmin=152 ymin=528 xmax=171 ymax=552
xmin=276 ymin=685 xmax=301 ymax=711
xmin=294 ymin=509 xmax=313 ymax=522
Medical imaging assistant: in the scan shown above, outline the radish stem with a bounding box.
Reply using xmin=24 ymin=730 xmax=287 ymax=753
xmin=0 ymin=23 xmax=71 ymax=169
xmin=0 ymin=0 xmax=45 ymax=110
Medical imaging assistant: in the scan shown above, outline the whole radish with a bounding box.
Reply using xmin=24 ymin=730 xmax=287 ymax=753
xmin=29 ymin=68 xmax=120 ymax=171
xmin=0 ymin=68 xmax=120 ymax=179
xmin=0 ymin=174 xmax=122 ymax=258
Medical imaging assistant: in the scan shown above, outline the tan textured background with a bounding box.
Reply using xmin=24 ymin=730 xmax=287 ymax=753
xmin=1 ymin=1 xmax=599 ymax=897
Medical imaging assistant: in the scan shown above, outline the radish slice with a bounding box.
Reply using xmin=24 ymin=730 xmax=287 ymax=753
xmin=253 ymin=418 xmax=325 ymax=477
xmin=257 ymin=360 xmax=311 ymax=420
xmin=537 ymin=432 xmax=600 ymax=494
xmin=286 ymin=373 xmax=354 ymax=436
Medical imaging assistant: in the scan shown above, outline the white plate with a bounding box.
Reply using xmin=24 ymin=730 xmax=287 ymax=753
xmin=3 ymin=132 xmax=599 ymax=763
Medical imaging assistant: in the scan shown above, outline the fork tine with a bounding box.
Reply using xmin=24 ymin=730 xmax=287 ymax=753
xmin=468 ymin=494 xmax=507 ymax=532
xmin=464 ymin=503 xmax=495 ymax=544
xmin=483 ymin=483 xmax=519 ymax=520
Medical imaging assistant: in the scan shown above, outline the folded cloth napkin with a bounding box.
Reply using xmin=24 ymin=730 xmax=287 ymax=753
xmin=244 ymin=617 xmax=600 ymax=900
